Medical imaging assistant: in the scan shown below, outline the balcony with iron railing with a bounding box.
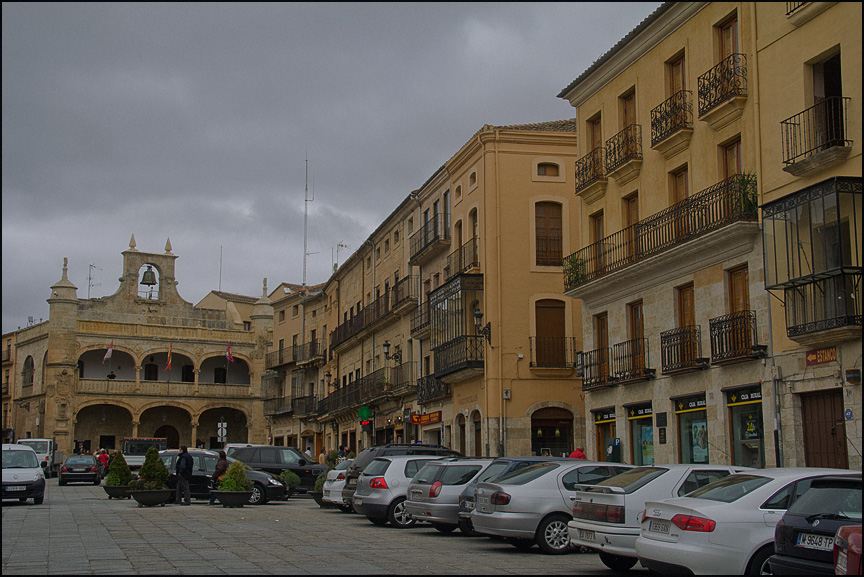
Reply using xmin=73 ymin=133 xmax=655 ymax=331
xmin=709 ymin=310 xmax=767 ymax=365
xmin=391 ymin=275 xmax=419 ymax=316
xmin=295 ymin=339 xmax=325 ymax=366
xmin=564 ymin=173 xmax=758 ymax=293
xmin=660 ymin=326 xmax=709 ymax=375
xmin=264 ymin=396 xmax=293 ymax=416
xmin=611 ymin=338 xmax=655 ymax=384
xmin=291 ymin=394 xmax=319 ymax=416
xmin=582 ymin=348 xmax=610 ymax=391
xmin=317 ymin=362 xmax=417 ymax=417
xmin=409 ymin=213 xmax=451 ymax=266
xmin=781 ymin=96 xmax=852 ymax=176
xmin=446 ymin=237 xmax=480 ymax=281
xmin=605 ymin=124 xmax=643 ymax=185
xmin=77 ymin=378 xmax=254 ymax=398
xmin=265 ymin=348 xmax=293 ymax=369
xmin=433 ymin=335 xmax=485 ymax=383
xmin=417 ymin=375 xmax=450 ymax=405
xmin=529 ymin=337 xmax=578 ymax=369
xmin=697 ymin=53 xmax=747 ymax=128
xmin=651 ymin=90 xmax=693 ymax=157
xmin=574 ymin=147 xmax=607 ymax=202
xmin=411 ymin=302 xmax=431 ymax=338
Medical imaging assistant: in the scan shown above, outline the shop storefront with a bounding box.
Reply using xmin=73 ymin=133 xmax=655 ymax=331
xmin=412 ymin=411 xmax=442 ymax=446
xmin=726 ymin=384 xmax=765 ymax=468
xmin=626 ymin=402 xmax=654 ymax=466
xmin=593 ymin=408 xmax=617 ymax=462
xmin=674 ymin=393 xmax=708 ymax=464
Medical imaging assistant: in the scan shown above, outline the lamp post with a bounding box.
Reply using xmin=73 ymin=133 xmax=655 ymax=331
xmin=382 ymin=340 xmax=402 ymax=365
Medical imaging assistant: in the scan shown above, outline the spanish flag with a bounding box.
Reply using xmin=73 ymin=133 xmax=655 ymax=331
xmin=164 ymin=344 xmax=172 ymax=371
xmin=226 ymin=343 xmax=235 ymax=364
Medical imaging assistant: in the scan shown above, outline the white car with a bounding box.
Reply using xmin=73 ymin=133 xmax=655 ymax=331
xmin=635 ymin=467 xmax=856 ymax=575
xmin=322 ymin=459 xmax=352 ymax=511
xmin=2 ymin=444 xmax=46 ymax=505
xmin=568 ymin=463 xmax=748 ymax=572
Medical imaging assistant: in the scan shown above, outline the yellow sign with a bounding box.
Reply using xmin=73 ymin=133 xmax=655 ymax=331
xmin=806 ymin=347 xmax=836 ymax=366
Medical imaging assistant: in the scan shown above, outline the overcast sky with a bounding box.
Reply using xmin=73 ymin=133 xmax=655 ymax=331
xmin=2 ymin=2 xmax=661 ymax=334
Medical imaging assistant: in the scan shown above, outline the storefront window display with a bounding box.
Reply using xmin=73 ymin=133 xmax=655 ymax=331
xmin=675 ymin=394 xmax=708 ymax=464
xmin=594 ymin=408 xmax=617 ymax=462
xmin=627 ymin=403 xmax=654 ymax=466
xmin=726 ymin=385 xmax=765 ymax=468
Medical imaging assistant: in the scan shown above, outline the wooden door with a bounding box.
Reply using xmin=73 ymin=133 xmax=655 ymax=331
xmin=719 ymin=16 xmax=738 ymax=60
xmin=535 ymin=202 xmax=562 ymax=266
xmin=801 ymin=390 xmax=848 ymax=469
xmin=678 ymin=284 xmax=696 ymax=365
xmin=728 ymin=266 xmax=751 ymax=355
xmin=473 ymin=412 xmax=483 ymax=457
xmin=625 ymin=194 xmax=639 ymax=261
xmin=673 ymin=167 xmax=690 ymax=240
xmin=669 ymin=55 xmax=687 ymax=130
xmin=536 ymin=299 xmax=566 ymax=367
xmin=591 ymin=212 xmax=604 ymax=273
xmin=629 ymin=301 xmax=645 ymax=373
xmin=596 ymin=312 xmax=609 ymax=381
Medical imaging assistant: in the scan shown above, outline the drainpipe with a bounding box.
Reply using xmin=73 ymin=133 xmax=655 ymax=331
xmin=493 ymin=128 xmax=506 ymax=456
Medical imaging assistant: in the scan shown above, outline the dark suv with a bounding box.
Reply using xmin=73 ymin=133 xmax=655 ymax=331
xmin=342 ymin=444 xmax=462 ymax=510
xmin=226 ymin=445 xmax=326 ymax=493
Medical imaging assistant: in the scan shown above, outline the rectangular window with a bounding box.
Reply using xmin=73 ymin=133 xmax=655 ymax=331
xmin=622 ymin=90 xmax=636 ymax=128
xmin=669 ymin=54 xmax=686 ymax=95
xmin=590 ymin=116 xmax=603 ymax=151
xmin=624 ymin=194 xmax=639 ymax=261
xmin=723 ymin=139 xmax=741 ymax=179
xmin=591 ymin=211 xmax=604 ymax=272
xmin=719 ymin=15 xmax=738 ymax=60
xmin=535 ymin=202 xmax=563 ymax=266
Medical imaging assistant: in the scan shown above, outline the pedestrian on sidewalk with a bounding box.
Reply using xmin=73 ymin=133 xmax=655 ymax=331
xmin=97 ymin=449 xmax=110 ymax=478
xmin=208 ymin=451 xmax=229 ymax=506
xmin=175 ymin=446 xmax=193 ymax=505
xmin=569 ymin=447 xmax=587 ymax=459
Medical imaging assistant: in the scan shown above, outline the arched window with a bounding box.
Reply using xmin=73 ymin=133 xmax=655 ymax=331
xmin=537 ymin=163 xmax=560 ymax=176
xmin=22 ymin=356 xmax=34 ymax=389
xmin=535 ymin=202 xmax=563 ymax=266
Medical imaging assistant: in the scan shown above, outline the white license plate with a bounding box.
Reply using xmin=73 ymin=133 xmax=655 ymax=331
xmin=5 ymin=486 xmax=26 ymax=492
xmin=411 ymin=490 xmax=422 ymax=500
xmin=478 ymin=496 xmax=489 ymax=505
xmin=648 ymin=520 xmax=670 ymax=534
xmin=354 ymin=498 xmax=362 ymax=506
xmin=72 ymin=468 xmax=86 ymax=472
xmin=796 ymin=532 xmax=834 ymax=551
xmin=837 ymin=550 xmax=847 ymax=574
xmin=578 ymin=529 xmax=596 ymax=542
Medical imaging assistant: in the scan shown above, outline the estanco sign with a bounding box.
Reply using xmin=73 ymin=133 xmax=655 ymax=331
xmin=411 ymin=411 xmax=442 ymax=425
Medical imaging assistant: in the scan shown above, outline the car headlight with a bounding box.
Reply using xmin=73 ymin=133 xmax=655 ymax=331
xmin=268 ymin=477 xmax=284 ymax=486
xmin=34 ymin=470 xmax=45 ymax=481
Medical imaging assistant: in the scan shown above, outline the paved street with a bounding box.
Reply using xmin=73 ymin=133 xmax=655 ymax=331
xmin=2 ymin=478 xmax=648 ymax=575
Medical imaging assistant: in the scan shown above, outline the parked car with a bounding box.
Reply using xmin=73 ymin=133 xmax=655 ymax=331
xmin=322 ymin=458 xmax=353 ymax=511
xmin=457 ymin=456 xmax=570 ymax=536
xmin=768 ymin=475 xmax=862 ymax=575
xmin=834 ymin=524 xmax=863 ymax=576
xmin=353 ymin=455 xmax=448 ymax=528
xmin=341 ymin=443 xmax=462 ymax=510
xmin=635 ymin=468 xmax=856 ymax=575
xmin=16 ymin=438 xmax=63 ymax=478
xmin=1 ymin=443 xmax=46 ymax=505
xmin=568 ymin=463 xmax=749 ymax=572
xmin=159 ymin=449 xmax=288 ymax=505
xmin=472 ymin=460 xmax=633 ymax=554
xmin=405 ymin=458 xmax=493 ymax=533
xmin=58 ymin=455 xmax=101 ymax=486
xmin=226 ymin=444 xmax=325 ymax=493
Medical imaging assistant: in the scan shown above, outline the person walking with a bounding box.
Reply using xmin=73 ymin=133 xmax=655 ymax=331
xmin=317 ymin=448 xmax=327 ymax=466
xmin=208 ymin=450 xmax=229 ymax=506
xmin=97 ymin=449 xmax=110 ymax=478
xmin=175 ymin=446 xmax=193 ymax=506
xmin=569 ymin=447 xmax=587 ymax=459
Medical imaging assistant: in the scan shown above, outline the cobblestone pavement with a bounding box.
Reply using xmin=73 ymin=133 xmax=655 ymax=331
xmin=3 ymin=478 xmax=649 ymax=575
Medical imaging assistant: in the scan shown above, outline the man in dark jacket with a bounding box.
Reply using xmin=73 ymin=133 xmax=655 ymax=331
xmin=175 ymin=446 xmax=194 ymax=505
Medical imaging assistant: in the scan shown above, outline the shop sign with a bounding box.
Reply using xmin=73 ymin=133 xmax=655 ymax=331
xmin=627 ymin=403 xmax=653 ymax=420
xmin=674 ymin=394 xmax=706 ymax=413
xmin=806 ymin=346 xmax=836 ymax=366
xmin=594 ymin=408 xmax=616 ymax=424
xmin=411 ymin=411 xmax=442 ymax=426
xmin=727 ymin=386 xmax=762 ymax=406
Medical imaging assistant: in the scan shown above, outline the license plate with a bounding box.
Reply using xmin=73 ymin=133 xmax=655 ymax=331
xmin=478 ymin=496 xmax=489 ymax=505
xmin=5 ymin=486 xmax=25 ymax=492
xmin=796 ymin=532 xmax=834 ymax=551
xmin=648 ymin=520 xmax=670 ymax=534
xmin=837 ymin=550 xmax=847 ymax=574
xmin=411 ymin=490 xmax=422 ymax=500
xmin=72 ymin=468 xmax=86 ymax=472
xmin=578 ymin=529 xmax=596 ymax=542
xmin=354 ymin=498 xmax=362 ymax=506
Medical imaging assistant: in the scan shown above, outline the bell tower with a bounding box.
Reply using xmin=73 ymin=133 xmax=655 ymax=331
xmin=118 ymin=235 xmax=183 ymax=304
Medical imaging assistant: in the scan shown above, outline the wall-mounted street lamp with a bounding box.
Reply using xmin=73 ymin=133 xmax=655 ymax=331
xmin=382 ymin=341 xmax=402 ymax=365
xmin=474 ymin=308 xmax=492 ymax=348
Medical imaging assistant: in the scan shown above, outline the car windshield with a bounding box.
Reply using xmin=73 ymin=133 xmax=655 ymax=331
xmin=413 ymin=462 xmax=443 ymax=484
xmin=685 ymin=474 xmax=772 ymax=503
xmin=334 ymin=459 xmax=352 ymax=471
xmin=494 ymin=462 xmax=558 ymax=485
xmin=2 ymin=450 xmax=39 ymax=468
xmin=362 ymin=459 xmax=391 ymax=476
xmin=787 ymin=481 xmax=862 ymax=520
xmin=65 ymin=456 xmax=95 ymax=465
xmin=18 ymin=440 xmax=49 ymax=453
xmin=592 ymin=467 xmax=668 ymax=493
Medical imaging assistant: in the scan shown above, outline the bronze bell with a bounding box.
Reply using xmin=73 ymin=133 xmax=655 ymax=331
xmin=140 ymin=266 xmax=157 ymax=286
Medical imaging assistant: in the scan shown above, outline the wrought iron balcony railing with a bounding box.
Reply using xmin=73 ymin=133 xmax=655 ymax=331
xmin=264 ymin=397 xmax=293 ymax=416
xmin=391 ymin=275 xmax=419 ymax=312
xmin=785 ymin=271 xmax=863 ymax=339
xmin=564 ymin=173 xmax=758 ymax=291
xmin=295 ymin=339 xmax=325 ymax=364
xmin=409 ymin=213 xmax=450 ymax=262
xmin=661 ymin=325 xmax=709 ymax=375
xmin=651 ymin=90 xmax=693 ymax=146
xmin=709 ymin=310 xmax=767 ymax=364
xmin=433 ymin=335 xmax=485 ymax=378
xmin=698 ymin=53 xmax=747 ymax=117
xmin=606 ymin=124 xmax=642 ymax=173
xmin=781 ymin=96 xmax=851 ymax=167
xmin=611 ymin=338 xmax=655 ymax=383
xmin=417 ymin=375 xmax=450 ymax=404
xmin=785 ymin=2 xmax=806 ymax=16
xmin=410 ymin=302 xmax=431 ymax=336
xmin=529 ymin=337 xmax=578 ymax=368
xmin=574 ymin=147 xmax=607 ymax=194
xmin=265 ymin=348 xmax=293 ymax=369
xmin=446 ymin=237 xmax=480 ymax=280
xmin=292 ymin=394 xmax=319 ymax=416
xmin=582 ymin=347 xmax=610 ymax=390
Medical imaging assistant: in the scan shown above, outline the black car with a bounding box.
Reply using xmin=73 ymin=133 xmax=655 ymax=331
xmin=342 ymin=444 xmax=462 ymax=510
xmin=769 ymin=475 xmax=863 ymax=575
xmin=58 ymin=455 xmax=101 ymax=486
xmin=226 ymin=445 xmax=325 ymax=493
xmin=159 ymin=449 xmax=288 ymax=505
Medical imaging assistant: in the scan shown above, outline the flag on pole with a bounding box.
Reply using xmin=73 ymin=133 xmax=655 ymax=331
xmin=226 ymin=343 xmax=235 ymax=364
xmin=164 ymin=344 xmax=172 ymax=371
xmin=102 ymin=340 xmax=114 ymax=365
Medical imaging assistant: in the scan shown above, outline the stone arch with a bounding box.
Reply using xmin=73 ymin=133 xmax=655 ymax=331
xmin=73 ymin=403 xmax=135 ymax=453
xmin=200 ymin=354 xmax=250 ymax=385
xmin=526 ymin=401 xmax=580 ymax=458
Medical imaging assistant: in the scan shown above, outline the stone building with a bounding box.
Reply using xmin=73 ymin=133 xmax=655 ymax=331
xmin=9 ymin=237 xmax=273 ymax=455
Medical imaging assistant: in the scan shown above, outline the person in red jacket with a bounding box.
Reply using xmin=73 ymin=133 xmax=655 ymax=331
xmin=97 ymin=449 xmax=110 ymax=477
xmin=569 ymin=447 xmax=587 ymax=459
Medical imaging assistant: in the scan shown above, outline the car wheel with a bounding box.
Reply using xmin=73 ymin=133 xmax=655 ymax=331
xmin=387 ymin=498 xmax=416 ymax=528
xmin=536 ymin=514 xmax=572 ymax=554
xmin=599 ymin=552 xmax=638 ymax=572
xmin=432 ymin=523 xmax=457 ymax=534
xmin=33 ymin=495 xmax=44 ymax=505
xmin=368 ymin=516 xmax=388 ymax=526
xmin=248 ymin=483 xmax=267 ymax=505
xmin=746 ymin=545 xmax=774 ymax=576
xmin=507 ymin=538 xmax=535 ymax=551
xmin=458 ymin=517 xmax=480 ymax=537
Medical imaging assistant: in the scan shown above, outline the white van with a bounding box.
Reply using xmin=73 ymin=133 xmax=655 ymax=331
xmin=2 ymin=443 xmax=46 ymax=504
xmin=17 ymin=438 xmax=63 ymax=478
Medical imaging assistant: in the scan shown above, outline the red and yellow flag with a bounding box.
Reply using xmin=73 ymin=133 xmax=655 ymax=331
xmin=164 ymin=344 xmax=173 ymax=371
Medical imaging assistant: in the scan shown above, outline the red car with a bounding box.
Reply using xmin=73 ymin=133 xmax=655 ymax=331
xmin=834 ymin=525 xmax=862 ymax=575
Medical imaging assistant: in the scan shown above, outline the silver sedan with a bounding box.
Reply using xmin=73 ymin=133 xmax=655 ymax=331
xmin=472 ymin=461 xmax=632 ymax=554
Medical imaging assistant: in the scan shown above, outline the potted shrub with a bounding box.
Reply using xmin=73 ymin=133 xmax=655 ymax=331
xmin=128 ymin=447 xmax=172 ymax=507
xmin=103 ymin=451 xmax=133 ymax=499
xmin=210 ymin=461 xmax=253 ymax=507
xmin=279 ymin=470 xmax=300 ymax=498
xmin=311 ymin=474 xmax=329 ymax=508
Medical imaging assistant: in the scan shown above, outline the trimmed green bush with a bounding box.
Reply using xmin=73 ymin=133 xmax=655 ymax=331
xmin=105 ymin=451 xmax=133 ymax=487
xmin=280 ymin=470 xmax=301 ymax=489
xmin=326 ymin=450 xmax=341 ymax=470
xmin=314 ymin=475 xmax=326 ymax=493
xmin=218 ymin=461 xmax=252 ymax=492
xmin=129 ymin=446 xmax=169 ymax=490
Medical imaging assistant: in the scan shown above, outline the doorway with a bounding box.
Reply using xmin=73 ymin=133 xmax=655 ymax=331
xmin=801 ymin=389 xmax=848 ymax=469
xmin=154 ymin=425 xmax=180 ymax=449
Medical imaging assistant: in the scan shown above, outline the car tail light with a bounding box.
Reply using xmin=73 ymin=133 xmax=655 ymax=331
xmin=90 ymin=466 xmax=99 ymax=472
xmin=429 ymin=481 xmax=443 ymax=498
xmin=368 ymin=477 xmax=389 ymax=489
xmin=573 ymin=502 xmax=584 ymax=517
xmin=605 ymin=505 xmax=625 ymax=524
xmin=335 ymin=473 xmax=345 ymax=481
xmin=572 ymin=502 xmax=625 ymax=524
xmin=60 ymin=466 xmax=68 ymax=473
xmin=491 ymin=491 xmax=511 ymax=506
xmin=671 ymin=514 xmax=716 ymax=532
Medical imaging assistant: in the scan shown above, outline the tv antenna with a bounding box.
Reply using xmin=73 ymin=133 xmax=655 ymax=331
xmin=333 ymin=242 xmax=349 ymax=271
xmin=88 ymin=264 xmax=102 ymax=299
xmin=302 ymin=153 xmax=316 ymax=287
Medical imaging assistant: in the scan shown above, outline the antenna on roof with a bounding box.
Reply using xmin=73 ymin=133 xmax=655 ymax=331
xmin=88 ymin=264 xmax=102 ymax=299
xmin=303 ymin=153 xmax=309 ymax=287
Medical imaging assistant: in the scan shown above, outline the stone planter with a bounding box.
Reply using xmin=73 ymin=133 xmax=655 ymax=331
xmin=211 ymin=491 xmax=253 ymax=508
xmin=310 ymin=491 xmax=330 ymax=508
xmin=128 ymin=489 xmax=173 ymax=508
xmin=103 ymin=485 xmax=131 ymax=500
